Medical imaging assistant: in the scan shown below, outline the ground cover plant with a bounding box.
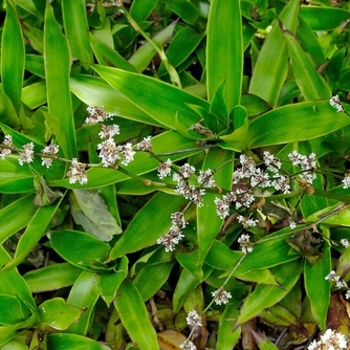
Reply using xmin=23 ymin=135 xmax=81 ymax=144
xmin=1 ymin=0 xmax=350 ymax=349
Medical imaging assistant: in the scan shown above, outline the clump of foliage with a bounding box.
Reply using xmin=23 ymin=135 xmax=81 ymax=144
xmin=1 ymin=0 xmax=350 ymax=349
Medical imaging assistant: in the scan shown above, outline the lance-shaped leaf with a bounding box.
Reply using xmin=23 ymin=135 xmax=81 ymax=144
xmin=128 ymin=21 xmax=176 ymax=73
xmin=115 ymin=280 xmax=159 ymax=350
xmin=249 ymin=0 xmax=300 ymax=106
xmin=49 ymin=230 xmax=110 ymax=271
xmin=246 ymin=101 xmax=350 ymax=149
xmin=67 ymin=270 xmax=101 ymax=335
xmin=2 ymin=200 xmax=62 ymax=272
xmin=283 ymin=28 xmax=331 ymax=101
xmin=207 ymin=0 xmax=243 ymax=112
xmin=62 ymin=0 xmax=92 ymax=65
xmin=69 ymin=190 xmax=122 ymax=242
xmin=47 ymin=333 xmax=110 ymax=350
xmin=107 ymin=193 xmax=187 ymax=261
xmin=92 ymin=65 xmax=209 ymax=131
xmin=24 ymin=263 xmax=82 ymax=293
xmin=237 ymin=260 xmax=302 ymax=325
xmin=197 ymin=147 xmax=234 ymax=264
xmin=300 ymin=5 xmax=350 ymax=31
xmin=304 ymin=242 xmax=331 ymax=329
xmin=1 ymin=0 xmax=25 ymax=114
xmin=44 ymin=3 xmax=77 ymax=159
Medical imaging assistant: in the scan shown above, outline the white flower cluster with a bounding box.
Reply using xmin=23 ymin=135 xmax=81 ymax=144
xmin=325 ymin=270 xmax=350 ymax=299
xmin=156 ymin=211 xmax=188 ymax=252
xmin=308 ymin=329 xmax=348 ymax=350
xmin=185 ymin=310 xmax=202 ymax=327
xmin=211 ymin=288 xmax=232 ymax=305
xmin=0 ymin=135 xmax=14 ymax=159
xmin=66 ymin=158 xmax=88 ymax=185
xmin=180 ymin=340 xmax=196 ymax=350
xmin=85 ymin=106 xmax=114 ymax=124
xmin=288 ymin=151 xmax=317 ymax=183
xmin=238 ymin=233 xmax=254 ymax=254
xmin=329 ymin=95 xmax=344 ymax=113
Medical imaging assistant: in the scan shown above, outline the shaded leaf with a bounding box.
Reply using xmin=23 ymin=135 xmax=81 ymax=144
xmin=70 ymin=189 xmax=122 ymax=242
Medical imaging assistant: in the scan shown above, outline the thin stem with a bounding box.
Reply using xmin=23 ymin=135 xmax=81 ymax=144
xmin=118 ymin=3 xmax=182 ymax=87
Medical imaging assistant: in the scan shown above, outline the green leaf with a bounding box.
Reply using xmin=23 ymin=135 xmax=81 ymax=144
xmin=49 ymin=230 xmax=110 ymax=271
xmin=133 ymin=262 xmax=173 ymax=301
xmin=130 ymin=0 xmax=157 ymax=22
xmin=115 ymin=280 xmax=159 ymax=350
xmin=249 ymin=0 xmax=300 ymax=106
xmin=163 ymin=0 xmax=200 ymax=24
xmin=128 ymin=22 xmax=176 ymax=72
xmin=44 ymin=3 xmax=77 ymax=159
xmin=22 ymin=81 xmax=47 ymax=109
xmin=69 ymin=190 xmax=122 ymax=242
xmin=0 ymin=246 xmax=36 ymax=312
xmin=298 ymin=17 xmax=326 ymax=68
xmin=13 ymin=0 xmax=44 ymax=19
xmin=1 ymin=0 xmax=25 ymax=113
xmin=197 ymin=148 xmax=234 ymax=264
xmin=247 ymin=101 xmax=350 ymax=149
xmin=62 ymin=0 xmax=92 ymax=65
xmin=2 ymin=200 xmax=61 ymax=271
xmin=38 ymin=298 xmax=83 ymax=330
xmin=207 ymin=0 xmax=243 ymax=112
xmin=283 ymin=29 xmax=331 ymax=101
xmin=304 ymin=243 xmax=331 ymax=329
xmin=107 ymin=193 xmax=187 ymax=261
xmin=300 ymin=6 xmax=350 ymax=31
xmin=0 ymin=89 xmax=20 ymax=129
xmin=0 ymin=194 xmax=37 ymax=245
xmin=100 ymin=256 xmax=128 ymax=306
xmin=90 ymin=34 xmax=138 ymax=72
xmin=0 ymin=295 xmax=29 ymax=325
xmin=217 ymin=305 xmax=241 ymax=350
xmin=1 ymin=339 xmax=28 ymax=350
xmin=252 ymin=331 xmax=280 ymax=350
xmin=67 ymin=270 xmax=101 ymax=335
xmin=92 ymin=65 xmax=209 ymax=131
xmin=158 ymin=25 xmax=205 ymax=76
xmin=47 ymin=333 xmax=110 ymax=350
xmin=24 ymin=263 xmax=82 ymax=293
xmin=0 ymin=158 xmax=34 ymax=193
xmin=237 ymin=260 xmax=301 ymax=325
xmin=70 ymin=74 xmax=160 ymax=127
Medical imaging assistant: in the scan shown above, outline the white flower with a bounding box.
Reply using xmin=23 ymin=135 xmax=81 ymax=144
xmin=137 ymin=136 xmax=152 ymax=152
xmin=18 ymin=142 xmax=35 ymax=166
xmin=288 ymin=218 xmax=297 ymax=229
xmin=85 ymin=106 xmax=114 ymax=124
xmin=342 ymin=174 xmax=350 ymax=189
xmin=157 ymin=159 xmax=172 ymax=179
xmin=237 ymin=215 xmax=258 ymax=229
xmin=238 ymin=234 xmax=254 ymax=254
xmin=263 ymin=151 xmax=281 ymax=172
xmin=308 ymin=329 xmax=348 ymax=349
xmin=180 ymin=340 xmax=196 ymax=350
xmin=325 ymin=270 xmax=340 ymax=282
xmin=211 ymin=288 xmax=232 ymax=305
xmin=178 ymin=163 xmax=196 ymax=179
xmin=0 ymin=135 xmax=14 ymax=160
xmin=97 ymin=138 xmax=121 ymax=167
xmin=330 ymin=95 xmax=344 ymax=112
xmin=198 ymin=169 xmax=216 ymax=188
xmin=214 ymin=197 xmax=230 ymax=219
xmin=41 ymin=144 xmax=60 ymax=168
xmin=340 ymin=238 xmax=349 ymax=248
xmin=121 ymin=142 xmax=135 ymax=166
xmin=345 ymin=290 xmax=350 ymax=300
xmin=98 ymin=124 xmax=120 ymax=139
xmin=66 ymin=158 xmax=88 ymax=184
xmin=185 ymin=310 xmax=202 ymax=327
